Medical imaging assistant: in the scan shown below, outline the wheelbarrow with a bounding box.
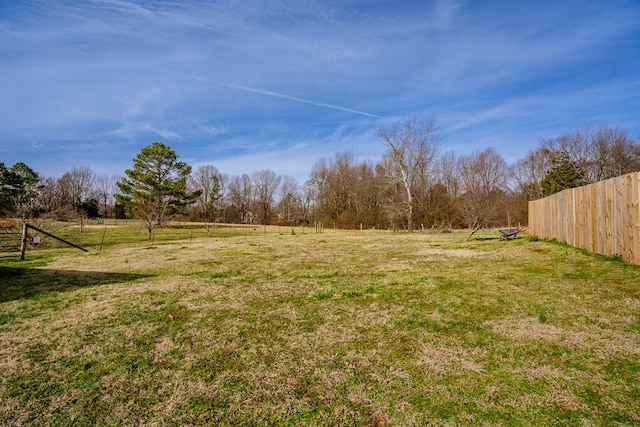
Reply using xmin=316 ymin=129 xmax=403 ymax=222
xmin=498 ymin=227 xmax=527 ymax=241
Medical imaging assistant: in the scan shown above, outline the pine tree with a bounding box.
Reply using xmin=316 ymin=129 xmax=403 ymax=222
xmin=540 ymin=151 xmax=586 ymax=197
xmin=116 ymin=142 xmax=200 ymax=239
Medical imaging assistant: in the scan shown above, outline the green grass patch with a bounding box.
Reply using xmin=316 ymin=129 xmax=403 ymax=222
xmin=311 ymin=286 xmax=335 ymax=300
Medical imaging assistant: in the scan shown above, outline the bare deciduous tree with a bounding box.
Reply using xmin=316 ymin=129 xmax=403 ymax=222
xmin=436 ymin=150 xmax=461 ymax=200
xmin=511 ymin=149 xmax=551 ymax=201
xmin=589 ymin=124 xmax=640 ymax=181
xmin=227 ymin=174 xmax=253 ymax=224
xmin=190 ymin=165 xmax=222 ymax=235
xmin=95 ymin=174 xmax=120 ymax=219
xmin=36 ymin=176 xmax=59 ymax=218
xmin=56 ymin=166 xmax=97 ymax=226
xmin=350 ymin=160 xmax=381 ymax=227
xmin=252 ymin=169 xmax=281 ymax=225
xmin=309 ymin=153 xmax=354 ymax=224
xmin=300 ymin=181 xmax=316 ymax=226
xmin=457 ymin=148 xmax=509 ymax=240
xmin=539 ymin=123 xmax=640 ymax=184
xmin=58 ymin=167 xmax=96 ymax=210
xmin=216 ymin=172 xmax=229 ymax=219
xmin=377 ymin=114 xmax=439 ymax=232
xmin=278 ymin=175 xmax=300 ymax=224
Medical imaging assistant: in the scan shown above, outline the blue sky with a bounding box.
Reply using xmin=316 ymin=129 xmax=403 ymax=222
xmin=1 ymin=0 xmax=639 ymax=183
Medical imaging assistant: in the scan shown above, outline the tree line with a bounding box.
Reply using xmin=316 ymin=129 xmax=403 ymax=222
xmin=2 ymin=117 xmax=639 ymax=236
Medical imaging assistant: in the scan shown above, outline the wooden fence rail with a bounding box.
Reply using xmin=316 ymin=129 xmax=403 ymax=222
xmin=528 ymin=172 xmax=640 ymax=264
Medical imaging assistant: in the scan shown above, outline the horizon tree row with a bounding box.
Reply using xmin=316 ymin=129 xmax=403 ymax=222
xmin=2 ymin=118 xmax=639 ymax=235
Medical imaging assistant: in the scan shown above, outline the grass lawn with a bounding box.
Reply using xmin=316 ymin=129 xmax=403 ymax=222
xmin=1 ymin=225 xmax=639 ymax=426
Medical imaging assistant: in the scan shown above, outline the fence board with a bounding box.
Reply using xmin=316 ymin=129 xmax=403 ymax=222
xmin=529 ymin=172 xmax=640 ymax=264
xmin=630 ymin=173 xmax=640 ymax=264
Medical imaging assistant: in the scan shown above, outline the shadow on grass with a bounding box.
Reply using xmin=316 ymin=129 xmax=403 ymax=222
xmin=0 ymin=267 xmax=154 ymax=303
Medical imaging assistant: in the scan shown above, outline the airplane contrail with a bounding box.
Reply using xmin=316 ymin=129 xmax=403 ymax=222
xmin=164 ymin=70 xmax=380 ymax=119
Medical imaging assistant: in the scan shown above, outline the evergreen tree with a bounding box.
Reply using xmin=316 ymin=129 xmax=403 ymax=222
xmin=0 ymin=162 xmax=9 ymax=215
xmin=540 ymin=151 xmax=586 ymax=197
xmin=0 ymin=162 xmax=40 ymax=218
xmin=116 ymin=142 xmax=200 ymax=239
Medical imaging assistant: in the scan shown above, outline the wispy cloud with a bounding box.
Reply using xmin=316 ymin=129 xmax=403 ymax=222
xmin=111 ymin=122 xmax=182 ymax=141
xmin=162 ymin=70 xmax=381 ymax=118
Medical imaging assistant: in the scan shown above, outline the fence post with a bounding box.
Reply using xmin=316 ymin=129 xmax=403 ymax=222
xmin=20 ymin=222 xmax=28 ymax=261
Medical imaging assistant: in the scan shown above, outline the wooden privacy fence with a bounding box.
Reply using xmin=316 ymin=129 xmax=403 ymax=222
xmin=528 ymin=172 xmax=640 ymax=264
